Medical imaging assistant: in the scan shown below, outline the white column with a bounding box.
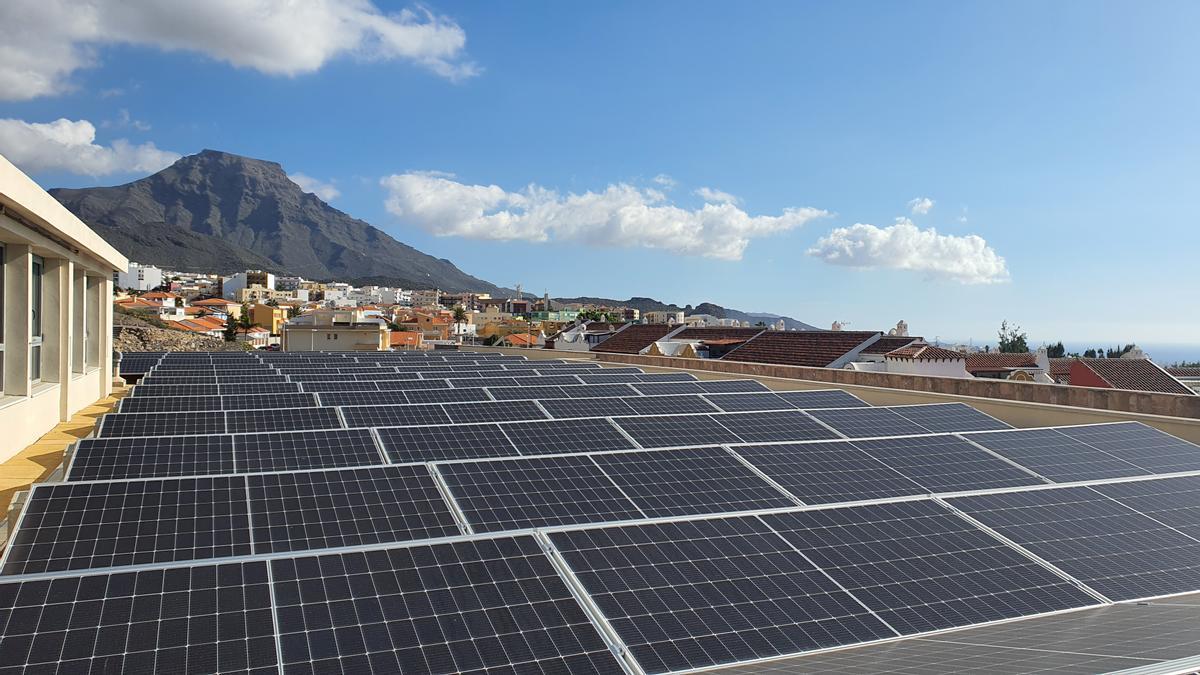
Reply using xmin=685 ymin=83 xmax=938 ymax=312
xmin=99 ymin=276 xmax=113 ymax=397
xmin=72 ymin=268 xmax=86 ymax=374
xmin=41 ymin=257 xmax=68 ymax=386
xmin=2 ymin=244 xmax=31 ymax=397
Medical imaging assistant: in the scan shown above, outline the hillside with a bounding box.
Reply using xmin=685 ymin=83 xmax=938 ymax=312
xmin=51 ymin=150 xmax=503 ymax=293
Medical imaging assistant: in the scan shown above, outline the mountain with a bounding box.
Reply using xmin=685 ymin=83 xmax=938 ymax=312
xmin=50 ymin=150 xmax=503 ymax=294
xmin=554 ymin=296 xmax=820 ymax=331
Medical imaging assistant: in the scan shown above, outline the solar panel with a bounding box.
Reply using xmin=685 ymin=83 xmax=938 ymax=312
xmin=714 ymin=411 xmax=840 ymax=443
xmin=613 ymin=414 xmax=742 ymax=448
xmin=220 ymin=383 xmax=302 ymax=396
xmin=67 ymin=436 xmax=236 ymax=481
xmin=270 ymin=536 xmax=622 ymax=674
xmin=1092 ymin=476 xmax=1200 ymax=540
xmin=961 ymin=428 xmax=1147 ymax=482
xmin=226 ymin=407 xmax=343 ymax=435
xmin=805 ymin=407 xmax=930 ymax=439
xmin=623 ymin=394 xmax=719 ymax=416
xmin=376 ymin=380 xmax=453 ymax=391
xmin=890 ymin=403 xmax=1012 ymax=433
xmin=539 ymin=397 xmax=638 ymax=420
xmin=443 ymin=400 xmax=548 ymax=424
xmin=635 ymin=372 xmax=697 ymax=382
xmin=99 ymin=411 xmax=226 ymax=438
xmin=632 ymin=382 xmax=702 ymax=396
xmin=949 ymin=486 xmax=1200 ymax=601
xmin=696 ymin=380 xmax=771 ymax=394
xmin=247 ymin=466 xmax=460 ymax=553
xmin=402 ymin=388 xmax=492 ymax=404
xmin=3 ymin=477 xmax=252 ymax=575
xmin=549 ymin=517 xmax=896 ymax=673
xmin=300 ymin=381 xmax=381 ymax=393
xmin=563 ymin=383 xmax=640 ymax=398
xmin=223 ymin=393 xmax=319 ymax=411
xmin=761 ymin=500 xmax=1099 ymax=635
xmin=312 ymin=391 xmax=413 ymax=407
xmin=593 ymin=447 xmax=797 ymax=517
xmin=576 ymin=374 xmax=641 ymax=385
xmin=774 ymin=390 xmax=870 ymax=409
xmin=437 ymin=456 xmax=643 ymax=532
xmin=376 ymin=425 xmax=518 ymax=463
xmin=120 ymin=395 xmax=225 ymax=414
xmin=340 ymin=404 xmax=451 ymax=428
xmin=1055 ymin=422 xmax=1200 ymax=474
xmin=852 ymin=435 xmax=1044 ymax=493
xmin=235 ymin=429 xmax=383 ymax=473
xmin=702 ymin=392 xmax=794 ymax=412
xmin=0 ymin=561 xmax=278 ymax=673
xmin=486 ymin=385 xmax=570 ymax=400
xmin=500 ymin=418 xmax=636 ymax=455
xmin=438 ymin=376 xmax=519 ymax=388
xmin=132 ymin=384 xmax=220 ymax=398
xmin=734 ymin=441 xmax=928 ymax=505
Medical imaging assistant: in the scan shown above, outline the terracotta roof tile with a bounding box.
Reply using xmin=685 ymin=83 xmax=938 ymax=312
xmin=885 ymin=344 xmax=965 ymax=360
xmin=721 ymin=331 xmax=879 ymax=367
xmin=672 ymin=327 xmax=765 ymax=341
xmin=1077 ymin=359 xmax=1194 ymax=396
xmin=861 ymin=336 xmax=922 ymax=354
xmin=964 ymin=352 xmax=1039 ymax=373
xmin=591 ymin=324 xmax=674 ymax=354
xmin=1167 ymin=367 xmax=1200 ymax=378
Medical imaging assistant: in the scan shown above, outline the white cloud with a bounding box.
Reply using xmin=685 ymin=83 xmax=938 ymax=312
xmin=652 ymin=174 xmax=677 ymax=189
xmin=289 ymin=173 xmax=341 ymax=201
xmin=101 ymin=109 xmax=151 ymax=131
xmin=0 ymin=117 xmax=180 ymax=176
xmin=381 ymin=172 xmax=829 ymax=260
xmin=807 ymin=217 xmax=1009 ymax=284
xmin=0 ymin=0 xmax=477 ymax=101
xmin=694 ymin=187 xmax=741 ymax=205
xmin=908 ymin=196 xmax=934 ymax=215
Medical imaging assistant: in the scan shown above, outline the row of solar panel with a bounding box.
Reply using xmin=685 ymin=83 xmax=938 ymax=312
xmin=136 ymin=360 xmax=606 ymax=379
xmin=8 ymin=476 xmax=1200 ymax=673
xmin=118 ymin=350 xmax=541 ymax=375
xmin=132 ymin=369 xmax=679 ymax=391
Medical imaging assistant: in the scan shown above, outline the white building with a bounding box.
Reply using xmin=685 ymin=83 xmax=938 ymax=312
xmin=0 ymin=154 xmax=125 ymax=461
xmin=644 ymin=310 xmax=685 ymax=325
xmin=275 ymin=275 xmax=305 ymax=291
xmin=221 ymin=270 xmax=275 ymax=301
xmin=115 ymin=262 xmax=163 ymax=291
xmin=282 ymin=309 xmax=390 ymax=351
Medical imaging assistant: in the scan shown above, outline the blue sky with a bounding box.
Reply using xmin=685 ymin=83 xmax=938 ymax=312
xmin=1 ymin=1 xmax=1197 ymax=349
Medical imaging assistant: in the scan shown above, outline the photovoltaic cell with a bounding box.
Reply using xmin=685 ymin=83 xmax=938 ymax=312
xmin=132 ymin=384 xmax=220 ymax=397
xmin=340 ymin=404 xmax=451 ymax=429
xmin=225 ymin=407 xmax=343 ymax=435
xmin=539 ymin=397 xmax=637 ymax=420
xmin=0 ymin=561 xmax=278 ymax=673
xmin=593 ymin=447 xmax=797 ymax=517
xmin=313 ymin=391 xmax=412 ymax=407
xmin=695 ymin=380 xmax=771 ymax=394
xmin=1055 ymin=422 xmax=1200 ymax=474
xmin=576 ymin=374 xmax=641 ymax=385
xmin=961 ymin=428 xmax=1148 ymax=482
xmin=563 ymin=383 xmax=640 ymax=398
xmin=438 ymin=456 xmax=643 ymax=532
xmin=805 ymin=407 xmax=930 ymax=439
xmin=890 ymin=403 xmax=1012 ymax=434
xmin=714 ymin=411 xmax=840 ymax=443
xmin=1091 ymin=476 xmax=1200 ymax=542
xmin=120 ymin=395 xmax=224 ymax=414
xmin=613 ymin=414 xmax=742 ymax=448
xmin=550 ymin=517 xmax=896 ymax=673
xmin=631 ymin=382 xmax=702 ymax=396
xmin=852 ymin=435 xmax=1044 ymax=493
xmin=234 ymin=429 xmax=383 ymax=473
xmin=442 ymin=400 xmax=547 ymax=424
xmin=68 ymin=436 xmax=235 ymax=481
xmin=485 ymin=385 xmax=570 ymax=401
xmin=220 ymin=383 xmax=302 ymax=396
xmin=703 ymin=392 xmax=795 ymax=412
xmin=269 ymin=536 xmax=621 ymax=674
xmin=401 ymin=388 xmax=491 ymax=405
xmin=222 ymin=393 xmax=319 ymax=411
xmin=300 ymin=381 xmax=381 ymax=393
xmin=761 ymin=501 xmax=1098 ymax=635
xmin=248 ymin=466 xmax=460 ymax=553
xmin=376 ymin=380 xmax=453 ymax=392
xmin=623 ymin=394 xmax=719 ymax=416
xmin=3 ymin=477 xmax=251 ymax=575
xmin=500 ymin=418 xmax=636 ymax=455
xmin=774 ymin=390 xmax=870 ymax=409
xmin=99 ymin=411 xmax=226 ymax=438
xmin=376 ymin=425 xmax=518 ymax=463
xmin=735 ymin=442 xmax=927 ymax=505
xmin=635 ymin=372 xmax=696 ymax=382
xmin=949 ymin=486 xmax=1200 ymax=601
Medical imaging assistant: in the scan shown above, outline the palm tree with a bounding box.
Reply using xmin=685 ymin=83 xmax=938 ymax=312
xmin=452 ymin=304 xmax=468 ymax=340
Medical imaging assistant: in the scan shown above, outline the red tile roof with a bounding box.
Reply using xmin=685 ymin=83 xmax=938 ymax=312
xmin=885 ymin=344 xmax=965 ymax=361
xmin=860 ymin=336 xmax=921 ymax=355
xmin=672 ymin=327 xmax=765 ymax=341
xmin=964 ymin=352 xmax=1039 ymax=374
xmin=720 ymin=331 xmax=879 ymax=367
xmin=1167 ymin=367 xmax=1200 ymax=378
xmin=591 ymin=324 xmax=674 ymax=354
xmin=1075 ymin=359 xmax=1194 ymax=396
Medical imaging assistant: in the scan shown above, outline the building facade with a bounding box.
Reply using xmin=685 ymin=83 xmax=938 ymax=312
xmin=282 ymin=309 xmax=390 ymax=351
xmin=0 ymin=155 xmax=126 ymax=462
xmin=114 ymin=261 xmax=163 ymax=291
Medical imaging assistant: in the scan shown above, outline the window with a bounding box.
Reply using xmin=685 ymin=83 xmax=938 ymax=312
xmin=30 ymin=255 xmax=42 ymax=382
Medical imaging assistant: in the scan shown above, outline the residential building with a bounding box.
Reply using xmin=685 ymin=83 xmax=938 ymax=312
xmin=411 ymin=289 xmax=440 ymax=307
xmin=189 ymin=298 xmax=242 ymax=319
xmin=275 ymin=275 xmax=305 ymax=291
xmin=282 ymin=309 xmax=390 ymax=351
xmin=964 ymin=351 xmax=1051 ymax=381
xmin=233 ymin=325 xmax=271 ymax=349
xmin=1167 ymin=368 xmax=1200 ymax=394
xmin=880 ymin=343 xmax=970 ymax=378
xmin=1069 ymin=358 xmax=1194 ymax=396
xmin=114 ymin=261 xmax=163 ymax=291
xmin=249 ymin=304 xmax=288 ymax=336
xmin=529 ymin=310 xmax=579 ymax=323
xmin=644 ymin=310 xmax=685 ymax=325
xmin=220 ymin=270 xmax=275 ymax=300
xmin=234 ymin=284 xmax=293 ymax=304
xmin=0 ymin=154 xmax=125 ymax=461
xmin=499 ymin=332 xmax=543 ymax=348
xmin=389 ymin=331 xmax=423 ymax=350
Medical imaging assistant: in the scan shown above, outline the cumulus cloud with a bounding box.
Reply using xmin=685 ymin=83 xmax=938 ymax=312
xmin=694 ymin=187 xmax=741 ymax=205
xmin=0 ymin=0 xmax=477 ymax=101
xmin=807 ymin=217 xmax=1009 ymax=284
xmin=0 ymin=118 xmax=180 ymax=176
xmin=652 ymin=174 xmax=677 ymax=189
xmin=289 ymin=173 xmax=341 ymax=201
xmin=908 ymin=197 xmax=934 ymax=215
xmin=381 ymin=172 xmax=829 ymax=260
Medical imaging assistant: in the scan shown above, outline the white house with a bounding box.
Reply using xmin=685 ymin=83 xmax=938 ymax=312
xmin=115 ymin=262 xmax=163 ymax=291
xmin=0 ymin=154 xmax=125 ymax=461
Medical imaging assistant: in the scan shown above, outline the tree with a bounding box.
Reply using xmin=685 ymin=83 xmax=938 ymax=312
xmin=755 ymin=321 xmax=767 ymax=327
xmin=265 ymin=298 xmax=279 ymax=307
xmin=996 ymin=320 xmax=1029 ymax=353
xmin=287 ymin=306 xmax=300 ymax=320
xmin=223 ymin=315 xmax=239 ymax=342
xmin=1046 ymin=341 xmax=1066 ymax=358
xmin=452 ymin=305 xmax=468 ymax=336
xmin=1083 ymin=348 xmax=1097 ymax=358
xmin=237 ymin=304 xmax=253 ymax=329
